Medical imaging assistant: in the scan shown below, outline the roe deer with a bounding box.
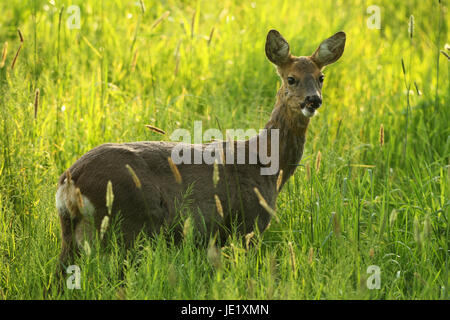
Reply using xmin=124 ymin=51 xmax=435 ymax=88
xmin=55 ymin=29 xmax=345 ymax=271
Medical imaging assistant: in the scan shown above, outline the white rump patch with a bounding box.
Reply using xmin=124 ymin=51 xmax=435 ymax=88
xmin=56 ymin=181 xmax=95 ymax=219
xmin=56 ymin=182 xmax=70 ymax=216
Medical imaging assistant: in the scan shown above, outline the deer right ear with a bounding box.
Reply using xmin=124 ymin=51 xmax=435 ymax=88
xmin=265 ymin=30 xmax=291 ymax=66
xmin=310 ymin=31 xmax=346 ymax=68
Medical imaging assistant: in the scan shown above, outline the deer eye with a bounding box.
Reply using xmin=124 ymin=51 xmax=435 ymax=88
xmin=287 ymin=77 xmax=296 ymax=85
xmin=319 ymin=75 xmax=325 ymax=83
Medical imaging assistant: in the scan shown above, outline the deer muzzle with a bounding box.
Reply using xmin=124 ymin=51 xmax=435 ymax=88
xmin=304 ymin=95 xmax=322 ymax=109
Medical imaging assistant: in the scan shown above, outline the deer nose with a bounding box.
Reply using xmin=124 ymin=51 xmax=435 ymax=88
xmin=305 ymin=95 xmax=322 ymax=109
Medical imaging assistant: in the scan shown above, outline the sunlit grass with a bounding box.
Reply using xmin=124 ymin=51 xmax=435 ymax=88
xmin=0 ymin=0 xmax=448 ymax=299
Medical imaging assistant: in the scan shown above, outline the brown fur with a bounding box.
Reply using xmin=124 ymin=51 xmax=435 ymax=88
xmin=55 ymin=30 xmax=345 ymax=271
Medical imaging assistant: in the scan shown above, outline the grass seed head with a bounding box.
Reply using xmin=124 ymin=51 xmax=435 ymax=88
xmin=305 ymin=162 xmax=311 ymax=180
xmin=34 ymin=88 xmax=40 ymax=119
xmin=254 ymin=187 xmax=279 ymax=222
xmin=83 ymin=240 xmax=91 ymax=256
xmin=191 ymin=10 xmax=196 ymax=38
xmin=308 ymin=247 xmax=314 ymax=264
xmin=276 ymin=169 xmax=283 ymax=192
xmin=207 ymin=237 xmax=222 ymax=269
xmin=379 ymin=123 xmax=384 ymax=148
xmin=408 ymin=15 xmax=414 ymax=39
xmin=10 ymin=44 xmax=22 ymax=70
xmin=18 ymin=29 xmax=24 ymax=43
xmin=131 ymin=49 xmax=138 ymax=72
xmin=145 ymin=124 xmax=165 ymax=135
xmin=150 ymin=11 xmax=170 ymax=30
xmin=100 ymin=215 xmax=110 ymax=240
xmin=174 ymin=54 xmax=180 ymax=77
xmin=125 ymin=164 xmax=142 ymax=189
xmin=0 ymin=42 xmax=8 ymax=68
xmin=315 ymin=151 xmax=322 ymax=173
xmin=413 ymin=215 xmax=422 ymax=248
xmin=208 ymin=27 xmax=215 ymax=46
xmin=183 ymin=216 xmax=192 ymax=239
xmin=423 ymin=214 xmax=431 ymax=239
xmin=167 ymin=157 xmax=182 ymax=184
xmin=213 ymin=159 xmax=220 ymax=188
xmin=10 ymin=29 xmax=23 ymax=70
xmin=389 ymin=209 xmax=398 ymax=228
xmin=106 ymin=180 xmax=114 ymax=215
xmin=214 ymin=194 xmax=224 ymax=218
xmin=138 ymin=0 xmax=146 ymax=14
xmin=245 ymin=231 xmax=255 ymax=250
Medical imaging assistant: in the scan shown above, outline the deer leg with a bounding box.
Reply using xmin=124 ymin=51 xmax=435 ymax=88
xmin=56 ymin=208 xmax=80 ymax=278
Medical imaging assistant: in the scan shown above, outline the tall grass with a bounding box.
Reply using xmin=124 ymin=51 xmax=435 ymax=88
xmin=0 ymin=0 xmax=448 ymax=299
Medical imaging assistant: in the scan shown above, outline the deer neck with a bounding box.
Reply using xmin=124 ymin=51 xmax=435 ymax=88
xmin=263 ymin=90 xmax=310 ymax=188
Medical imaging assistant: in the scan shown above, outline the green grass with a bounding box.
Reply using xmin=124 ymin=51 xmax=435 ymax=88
xmin=0 ymin=0 xmax=448 ymax=299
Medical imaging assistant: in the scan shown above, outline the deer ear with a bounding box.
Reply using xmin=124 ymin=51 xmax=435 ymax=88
xmin=311 ymin=31 xmax=346 ymax=68
xmin=265 ymin=30 xmax=291 ymax=66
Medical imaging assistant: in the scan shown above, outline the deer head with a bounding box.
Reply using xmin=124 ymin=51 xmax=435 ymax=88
xmin=265 ymin=30 xmax=346 ymax=118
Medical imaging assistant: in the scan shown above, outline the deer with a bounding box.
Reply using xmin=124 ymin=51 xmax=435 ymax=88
xmin=55 ymin=29 xmax=346 ymax=273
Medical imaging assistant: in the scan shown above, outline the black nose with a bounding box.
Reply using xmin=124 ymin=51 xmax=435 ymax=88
xmin=305 ymin=95 xmax=322 ymax=109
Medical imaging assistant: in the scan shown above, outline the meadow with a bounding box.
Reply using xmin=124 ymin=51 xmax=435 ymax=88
xmin=0 ymin=0 xmax=448 ymax=299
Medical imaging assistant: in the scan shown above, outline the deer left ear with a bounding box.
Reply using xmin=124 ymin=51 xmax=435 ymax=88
xmin=265 ymin=30 xmax=291 ymax=66
xmin=311 ymin=31 xmax=346 ymax=68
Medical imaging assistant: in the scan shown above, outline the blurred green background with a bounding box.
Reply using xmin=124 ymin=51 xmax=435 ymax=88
xmin=0 ymin=0 xmax=448 ymax=299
